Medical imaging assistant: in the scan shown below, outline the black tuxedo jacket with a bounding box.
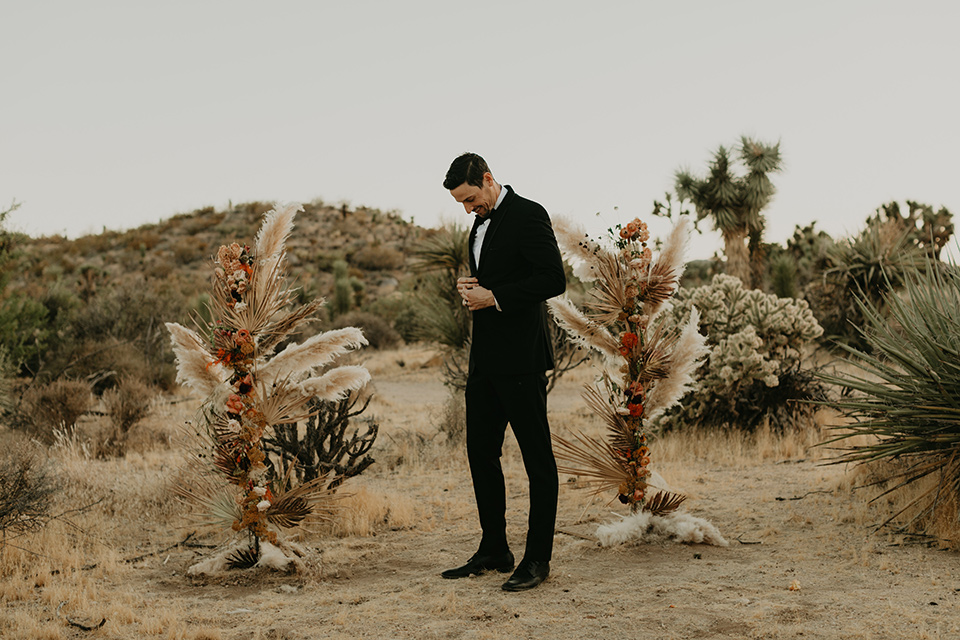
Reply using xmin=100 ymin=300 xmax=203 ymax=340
xmin=468 ymin=185 xmax=566 ymax=376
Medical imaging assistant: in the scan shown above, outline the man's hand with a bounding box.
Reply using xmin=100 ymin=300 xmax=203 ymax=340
xmin=457 ymin=276 xmax=496 ymax=311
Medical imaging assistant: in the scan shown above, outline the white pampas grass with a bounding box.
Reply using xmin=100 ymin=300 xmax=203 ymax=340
xmin=255 ymin=540 xmax=302 ymax=572
xmin=552 ymin=217 xmax=612 ymax=283
xmin=300 ymin=366 xmax=371 ymax=401
xmin=548 ymin=297 xmax=620 ymax=359
xmin=644 ymin=307 xmax=709 ymax=420
xmin=258 ymin=328 xmax=368 ymax=386
xmin=653 ymin=217 xmax=689 ymax=284
xmin=255 ymin=202 xmax=301 ymax=259
xmin=596 ymin=510 xmax=728 ymax=547
xmin=165 ymin=322 xmax=226 ymax=395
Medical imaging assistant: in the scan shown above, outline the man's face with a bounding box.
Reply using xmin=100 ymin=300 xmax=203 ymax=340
xmin=450 ymin=172 xmax=498 ymax=218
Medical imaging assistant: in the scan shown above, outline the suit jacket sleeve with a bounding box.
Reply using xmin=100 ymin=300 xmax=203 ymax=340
xmin=490 ymin=202 xmax=566 ymax=310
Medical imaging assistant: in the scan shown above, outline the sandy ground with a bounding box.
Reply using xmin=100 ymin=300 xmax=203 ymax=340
xmin=3 ymin=346 xmax=960 ymax=639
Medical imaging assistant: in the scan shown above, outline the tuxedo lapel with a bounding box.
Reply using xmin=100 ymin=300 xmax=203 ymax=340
xmin=468 ymin=212 xmax=487 ymax=275
xmin=476 ymin=185 xmax=513 ymax=274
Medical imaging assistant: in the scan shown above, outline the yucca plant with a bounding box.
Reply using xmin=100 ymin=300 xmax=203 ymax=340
xmin=166 ymin=203 xmax=371 ymax=573
xmin=819 ymin=260 xmax=960 ymax=539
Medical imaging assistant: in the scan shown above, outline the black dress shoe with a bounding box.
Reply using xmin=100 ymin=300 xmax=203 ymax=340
xmin=501 ymin=559 xmax=550 ymax=591
xmin=441 ymin=551 xmax=515 ymax=579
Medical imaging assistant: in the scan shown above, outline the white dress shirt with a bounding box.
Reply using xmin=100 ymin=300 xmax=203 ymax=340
xmin=472 ymin=184 xmax=507 ymax=267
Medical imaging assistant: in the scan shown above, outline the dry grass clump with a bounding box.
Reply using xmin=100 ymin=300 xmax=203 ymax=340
xmin=0 ymin=433 xmax=57 ymax=536
xmin=99 ymin=377 xmax=154 ymax=457
xmin=312 ymin=484 xmax=419 ymax=538
xmin=14 ymin=379 xmax=92 ymax=443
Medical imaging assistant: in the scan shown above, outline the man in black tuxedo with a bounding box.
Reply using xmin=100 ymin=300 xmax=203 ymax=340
xmin=440 ymin=152 xmax=566 ymax=591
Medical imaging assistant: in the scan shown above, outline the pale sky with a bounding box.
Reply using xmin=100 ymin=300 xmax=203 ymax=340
xmin=2 ymin=1 xmax=958 ymax=260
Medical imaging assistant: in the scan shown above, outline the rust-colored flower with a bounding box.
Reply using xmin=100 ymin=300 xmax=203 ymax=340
xmin=225 ymin=394 xmax=245 ymax=414
xmin=628 ymin=403 xmax=644 ymax=417
xmin=621 ymin=332 xmax=639 ymax=349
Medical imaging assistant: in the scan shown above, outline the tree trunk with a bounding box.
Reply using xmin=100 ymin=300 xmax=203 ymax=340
xmin=722 ymin=228 xmax=751 ymax=285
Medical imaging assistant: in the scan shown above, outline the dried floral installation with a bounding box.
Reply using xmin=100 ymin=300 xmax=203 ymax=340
xmin=165 ymin=203 xmax=371 ymax=573
xmin=550 ymin=215 xmax=717 ymax=542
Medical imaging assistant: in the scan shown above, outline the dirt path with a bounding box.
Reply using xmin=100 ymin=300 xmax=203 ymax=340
xmin=122 ymin=355 xmax=960 ymax=640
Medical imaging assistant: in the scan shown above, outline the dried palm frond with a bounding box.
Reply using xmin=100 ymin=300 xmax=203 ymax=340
xmin=257 ymin=298 xmax=327 ymax=356
xmin=548 ymin=297 xmax=619 ymax=359
xmin=645 ymin=307 xmax=709 ymax=420
xmin=554 ymin=430 xmax=632 ymax=495
xmin=171 ymin=473 xmax=244 ymax=529
xmin=582 ymin=381 xmax=633 ymax=452
xmin=226 ymin=546 xmax=260 ymax=570
xmin=632 ymin=324 xmax=676 ymax=383
xmin=166 ymin=322 xmax=226 ymax=395
xmin=586 ymin=251 xmax=632 ymax=325
xmin=643 ymin=490 xmax=687 ymax=516
xmin=640 ymin=260 xmax=682 ymax=318
xmin=259 ymin=327 xmax=368 ymax=386
xmin=645 ymin=217 xmax=689 ymax=315
xmin=299 ymin=366 xmax=372 ymax=402
xmin=267 ymin=473 xmax=342 ymax=527
xmin=257 ymin=378 xmax=318 ymax=427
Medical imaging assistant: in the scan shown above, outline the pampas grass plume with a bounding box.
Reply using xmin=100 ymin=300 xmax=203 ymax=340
xmin=596 ymin=510 xmax=728 ymax=547
xmin=552 ymin=217 xmax=612 ymax=283
xmin=645 ymin=307 xmax=709 ymax=420
xmin=255 ymin=202 xmax=301 ymax=259
xmin=165 ymin=322 xmax=226 ymax=395
xmin=259 ymin=327 xmax=368 ymax=386
xmin=548 ymin=297 xmax=620 ymax=359
xmin=300 ymin=366 xmax=371 ymax=401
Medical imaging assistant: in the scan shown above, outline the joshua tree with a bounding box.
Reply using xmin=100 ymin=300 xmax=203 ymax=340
xmin=675 ymin=136 xmax=782 ymax=288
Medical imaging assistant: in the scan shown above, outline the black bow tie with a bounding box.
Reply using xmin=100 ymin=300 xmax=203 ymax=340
xmin=471 ymin=210 xmax=494 ymax=235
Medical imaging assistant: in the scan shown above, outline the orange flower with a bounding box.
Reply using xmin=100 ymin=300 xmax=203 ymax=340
xmin=628 ymin=403 xmax=644 ymax=417
xmin=621 ymin=332 xmax=638 ymax=349
xmin=225 ymin=394 xmax=245 ymax=414
xmin=619 ymin=228 xmax=630 ymax=239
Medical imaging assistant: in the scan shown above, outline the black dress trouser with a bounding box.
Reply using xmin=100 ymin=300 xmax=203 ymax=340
xmin=464 ymin=370 xmax=558 ymax=562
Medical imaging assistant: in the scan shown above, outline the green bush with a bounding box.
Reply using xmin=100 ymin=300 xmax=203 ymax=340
xmin=654 ymin=274 xmax=825 ymax=431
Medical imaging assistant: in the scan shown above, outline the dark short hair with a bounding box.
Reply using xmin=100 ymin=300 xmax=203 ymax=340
xmin=443 ymin=152 xmax=490 ymax=190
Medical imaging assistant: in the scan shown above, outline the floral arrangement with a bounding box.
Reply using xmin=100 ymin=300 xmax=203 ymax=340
xmin=165 ymin=203 xmax=371 ymax=573
xmin=549 ymin=215 xmax=708 ymax=514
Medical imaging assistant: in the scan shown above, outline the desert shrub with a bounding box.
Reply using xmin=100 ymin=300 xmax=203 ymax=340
xmin=15 ymin=379 xmax=92 ymax=443
xmin=808 ymin=218 xmax=927 ymax=351
xmin=330 ymin=310 xmax=401 ymax=350
xmin=655 ymin=274 xmax=825 ymax=432
xmin=819 ymin=262 xmax=960 ymax=542
xmin=351 ymin=245 xmax=405 ymax=271
xmin=436 ymin=392 xmax=466 ymax=445
xmin=172 ymin=236 xmax=209 ymax=264
xmin=365 ymin=292 xmax=420 ymax=343
xmin=99 ymin=377 xmax=154 ymax=457
xmin=0 ymin=436 xmax=57 ymax=535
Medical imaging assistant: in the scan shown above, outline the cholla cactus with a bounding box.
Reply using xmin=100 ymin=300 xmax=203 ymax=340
xmin=655 ymin=273 xmax=824 ymax=431
xmin=165 ymin=203 xmax=370 ymax=572
xmin=549 ymin=216 xmax=708 ymax=513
